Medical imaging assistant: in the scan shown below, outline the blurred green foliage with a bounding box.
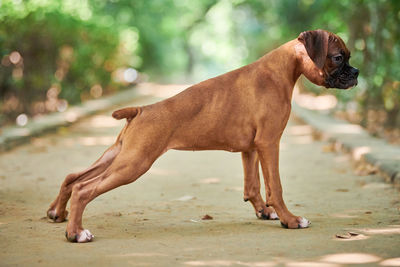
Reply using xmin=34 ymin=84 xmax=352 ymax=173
xmin=1 ymin=0 xmax=399 ymax=129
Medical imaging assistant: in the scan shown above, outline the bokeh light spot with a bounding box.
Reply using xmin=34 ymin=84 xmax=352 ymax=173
xmin=123 ymin=68 xmax=138 ymax=83
xmin=9 ymin=51 xmax=22 ymax=64
xmin=16 ymin=113 xmax=28 ymax=126
xmin=90 ymin=84 xmax=103 ymax=98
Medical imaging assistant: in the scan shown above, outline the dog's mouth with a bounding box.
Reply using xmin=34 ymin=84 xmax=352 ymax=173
xmin=325 ymin=65 xmax=359 ymax=90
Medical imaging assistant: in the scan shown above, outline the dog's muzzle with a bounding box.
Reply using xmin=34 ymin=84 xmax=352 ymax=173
xmin=326 ymin=64 xmax=359 ymax=89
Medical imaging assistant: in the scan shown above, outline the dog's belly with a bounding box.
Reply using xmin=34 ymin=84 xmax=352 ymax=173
xmin=168 ymin=126 xmax=256 ymax=152
xmin=172 ymin=144 xmax=249 ymax=153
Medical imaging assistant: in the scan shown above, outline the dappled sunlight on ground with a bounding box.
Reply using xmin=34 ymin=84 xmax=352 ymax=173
xmin=1 ymin=91 xmax=399 ymax=266
xmin=286 ymin=262 xmax=340 ymax=267
xmin=357 ymin=225 xmax=400 ymax=235
xmin=351 ymin=146 xmax=371 ymax=161
xmin=361 ymin=182 xmax=391 ymax=189
xmin=65 ymin=110 xmax=79 ymax=123
xmin=183 ymin=254 xmax=397 ymax=266
xmin=330 ymin=225 xmax=400 ymax=245
xmin=184 ymin=260 xmax=275 ymax=266
xmin=200 ymin=177 xmax=221 ymax=184
xmin=380 ymin=258 xmax=400 ymax=266
xmin=320 ymin=253 xmax=381 ymax=264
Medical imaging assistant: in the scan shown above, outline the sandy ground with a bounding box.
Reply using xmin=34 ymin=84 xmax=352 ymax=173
xmin=0 ymin=93 xmax=400 ymax=267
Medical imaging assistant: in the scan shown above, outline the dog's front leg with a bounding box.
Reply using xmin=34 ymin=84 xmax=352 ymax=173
xmin=257 ymin=142 xmax=310 ymax=229
xmin=241 ymin=151 xmax=278 ymax=220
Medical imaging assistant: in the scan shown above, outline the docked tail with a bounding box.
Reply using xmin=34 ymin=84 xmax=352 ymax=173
xmin=112 ymin=107 xmax=139 ymax=121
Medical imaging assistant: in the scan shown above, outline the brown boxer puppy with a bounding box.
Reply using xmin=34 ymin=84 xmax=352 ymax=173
xmin=47 ymin=29 xmax=358 ymax=242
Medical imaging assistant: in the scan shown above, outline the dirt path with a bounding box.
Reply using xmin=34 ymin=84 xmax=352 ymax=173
xmin=0 ymin=93 xmax=399 ymax=266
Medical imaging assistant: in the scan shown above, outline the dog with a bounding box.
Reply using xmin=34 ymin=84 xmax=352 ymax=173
xmin=47 ymin=29 xmax=359 ymax=242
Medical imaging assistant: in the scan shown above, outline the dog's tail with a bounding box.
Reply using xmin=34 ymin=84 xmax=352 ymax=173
xmin=112 ymin=107 xmax=139 ymax=121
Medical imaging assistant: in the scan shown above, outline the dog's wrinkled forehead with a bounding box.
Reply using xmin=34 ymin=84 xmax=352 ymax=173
xmin=328 ymin=34 xmax=350 ymax=59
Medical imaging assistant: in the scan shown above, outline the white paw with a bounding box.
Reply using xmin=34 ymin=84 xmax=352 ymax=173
xmin=269 ymin=212 xmax=279 ymax=220
xmin=77 ymin=229 xmax=94 ymax=243
xmin=298 ymin=217 xmax=310 ymax=228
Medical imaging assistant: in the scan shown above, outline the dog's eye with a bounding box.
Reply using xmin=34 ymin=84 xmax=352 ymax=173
xmin=333 ymin=55 xmax=343 ymax=63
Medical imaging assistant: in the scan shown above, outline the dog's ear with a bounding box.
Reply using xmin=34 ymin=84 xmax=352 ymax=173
xmin=298 ymin=29 xmax=329 ymax=69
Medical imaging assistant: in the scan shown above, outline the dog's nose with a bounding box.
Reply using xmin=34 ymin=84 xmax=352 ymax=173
xmin=351 ymin=67 xmax=359 ymax=77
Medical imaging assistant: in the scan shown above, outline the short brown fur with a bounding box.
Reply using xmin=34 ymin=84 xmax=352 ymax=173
xmin=47 ymin=30 xmax=358 ymax=242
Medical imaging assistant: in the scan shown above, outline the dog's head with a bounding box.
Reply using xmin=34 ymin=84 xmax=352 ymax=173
xmin=297 ymin=29 xmax=359 ymax=89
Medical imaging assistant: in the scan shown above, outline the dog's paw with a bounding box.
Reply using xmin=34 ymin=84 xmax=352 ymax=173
xmin=280 ymin=217 xmax=310 ymax=229
xmin=256 ymin=205 xmax=279 ymax=220
xmin=298 ymin=217 xmax=310 ymax=228
xmin=65 ymin=229 xmax=94 ymax=243
xmin=47 ymin=209 xmax=68 ymax=223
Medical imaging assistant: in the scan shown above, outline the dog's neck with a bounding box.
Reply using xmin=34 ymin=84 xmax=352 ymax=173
xmin=257 ymin=40 xmax=303 ymax=103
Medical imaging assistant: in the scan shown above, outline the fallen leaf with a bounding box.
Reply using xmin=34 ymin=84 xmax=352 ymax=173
xmin=335 ymin=231 xmax=367 ymax=241
xmin=336 ymin=188 xmax=349 ymax=192
xmin=105 ymin=212 xmax=122 ymax=217
xmin=57 ymin=127 xmax=70 ymax=135
xmin=202 ymin=214 xmax=213 ymax=220
xmin=336 ymin=232 xmax=359 ymax=239
xmin=322 ymin=144 xmax=335 ymax=153
xmin=354 ymin=162 xmax=378 ymax=176
xmin=335 ymin=233 xmax=352 ymax=239
xmin=335 ymin=168 xmax=347 ymax=174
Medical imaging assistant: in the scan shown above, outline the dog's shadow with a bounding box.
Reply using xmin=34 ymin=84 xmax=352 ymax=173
xmin=89 ymin=215 xmax=285 ymax=241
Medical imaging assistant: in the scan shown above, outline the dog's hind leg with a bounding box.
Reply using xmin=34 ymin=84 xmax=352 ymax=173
xmin=242 ymin=151 xmax=278 ymax=220
xmin=47 ymin=142 xmax=122 ymax=222
xmin=65 ymin=146 xmax=162 ymax=242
